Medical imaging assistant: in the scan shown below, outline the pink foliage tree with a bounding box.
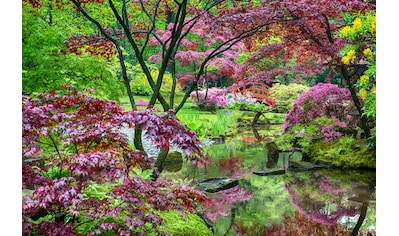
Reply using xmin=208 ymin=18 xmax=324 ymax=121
xmin=189 ymin=88 xmax=228 ymax=109
xmin=148 ymin=18 xmax=245 ymax=90
xmin=282 ymin=83 xmax=360 ymax=142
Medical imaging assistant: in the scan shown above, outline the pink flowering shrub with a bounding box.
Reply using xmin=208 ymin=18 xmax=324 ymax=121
xmin=190 ymin=88 xmax=228 ymax=110
xmin=282 ymin=83 xmax=360 ymax=142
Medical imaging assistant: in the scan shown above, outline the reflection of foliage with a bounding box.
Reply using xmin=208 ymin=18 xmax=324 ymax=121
xmin=238 ymin=176 xmax=295 ymax=225
xmin=217 ymin=156 xmax=245 ymax=177
xmin=234 ymin=210 xmax=376 ymax=236
xmin=269 ymin=211 xmax=352 ymax=235
xmin=283 ymin=170 xmax=375 ymax=227
xmin=178 ymin=136 xmax=375 ymax=235
xmin=204 ymin=185 xmax=253 ymax=222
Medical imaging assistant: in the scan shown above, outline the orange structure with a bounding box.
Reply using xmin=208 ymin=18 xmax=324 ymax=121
xmin=232 ymin=83 xmax=275 ymax=107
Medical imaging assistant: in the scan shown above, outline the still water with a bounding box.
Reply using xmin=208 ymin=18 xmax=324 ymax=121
xmin=162 ymin=130 xmax=376 ymax=236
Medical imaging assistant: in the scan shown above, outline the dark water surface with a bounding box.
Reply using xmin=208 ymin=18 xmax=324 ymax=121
xmin=161 ymin=132 xmax=376 ymax=235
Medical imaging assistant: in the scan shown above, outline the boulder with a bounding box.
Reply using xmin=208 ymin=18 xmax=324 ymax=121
xmin=197 ymin=178 xmax=239 ymax=193
xmin=266 ymin=142 xmax=279 ymax=168
xmin=253 ymin=169 xmax=285 ymax=176
xmin=163 ymin=151 xmax=183 ymax=172
xmin=287 ymin=160 xmax=327 ymax=172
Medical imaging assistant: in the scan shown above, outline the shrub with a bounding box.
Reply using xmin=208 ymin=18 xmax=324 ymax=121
xmin=269 ymin=83 xmax=310 ymax=113
xmin=282 ymin=83 xmax=360 ymax=142
xmin=190 ymin=88 xmax=228 ymax=110
xmin=158 ymin=210 xmax=212 ymax=236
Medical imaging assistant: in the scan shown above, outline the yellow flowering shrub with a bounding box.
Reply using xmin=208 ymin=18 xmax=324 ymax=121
xmin=360 ymin=75 xmax=369 ymax=84
xmin=352 ymin=18 xmax=362 ymax=31
xmin=341 ymin=49 xmax=356 ymax=65
xmin=341 ymin=26 xmax=352 ymax=37
xmin=363 ymin=48 xmax=372 ymax=57
xmin=129 ymin=63 xmax=176 ymax=96
xmin=339 ymin=10 xmax=376 ymax=140
xmin=359 ymin=88 xmax=367 ymax=100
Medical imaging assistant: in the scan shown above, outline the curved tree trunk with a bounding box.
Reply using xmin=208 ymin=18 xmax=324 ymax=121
xmin=152 ymin=148 xmax=169 ymax=180
xmin=351 ymin=202 xmax=369 ymax=236
xmin=252 ymin=111 xmax=264 ymax=126
xmin=340 ymin=65 xmax=371 ymax=139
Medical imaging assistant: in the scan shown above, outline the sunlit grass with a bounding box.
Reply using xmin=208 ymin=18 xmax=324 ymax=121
xmin=117 ymin=95 xmax=285 ymax=139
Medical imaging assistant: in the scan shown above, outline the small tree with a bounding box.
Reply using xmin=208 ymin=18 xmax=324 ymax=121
xmin=281 ymin=83 xmax=360 ymax=151
xmin=22 ymin=88 xmax=208 ymax=234
xmin=60 ymin=0 xmax=278 ymax=171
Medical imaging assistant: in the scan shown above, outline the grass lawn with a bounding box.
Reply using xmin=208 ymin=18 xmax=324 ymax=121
xmin=116 ymin=95 xmax=286 ymax=139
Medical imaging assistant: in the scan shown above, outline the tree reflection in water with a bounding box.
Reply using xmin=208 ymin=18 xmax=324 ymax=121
xmin=174 ymin=130 xmax=376 ymax=235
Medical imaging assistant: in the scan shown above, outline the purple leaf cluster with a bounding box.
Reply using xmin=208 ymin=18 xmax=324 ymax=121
xmin=282 ymin=83 xmax=360 ymax=142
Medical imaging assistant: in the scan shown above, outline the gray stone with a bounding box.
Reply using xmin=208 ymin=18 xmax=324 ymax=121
xmin=197 ymin=178 xmax=239 ymax=193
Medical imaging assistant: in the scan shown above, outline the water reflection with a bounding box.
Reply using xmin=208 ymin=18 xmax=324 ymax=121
xmin=162 ymin=130 xmax=376 ymax=235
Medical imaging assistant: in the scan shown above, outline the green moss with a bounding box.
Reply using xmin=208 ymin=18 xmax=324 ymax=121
xmin=158 ymin=210 xmax=212 ymax=236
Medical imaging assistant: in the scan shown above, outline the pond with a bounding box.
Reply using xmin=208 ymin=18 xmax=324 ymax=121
xmin=161 ymin=126 xmax=376 ymax=235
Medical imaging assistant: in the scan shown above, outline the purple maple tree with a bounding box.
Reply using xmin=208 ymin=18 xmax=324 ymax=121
xmin=22 ymin=87 xmax=208 ymax=235
xmin=282 ymin=83 xmax=360 ymax=142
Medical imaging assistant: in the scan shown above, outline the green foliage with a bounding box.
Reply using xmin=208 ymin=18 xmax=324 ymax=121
xmin=42 ymin=167 xmax=70 ymax=179
xmin=81 ymin=181 xmax=117 ymax=201
xmin=128 ymin=63 xmax=184 ymax=103
xmin=310 ymin=139 xmax=376 ymax=168
xmin=129 ymin=63 xmax=157 ymax=95
xmin=339 ymin=10 xmax=376 ymax=148
xmin=278 ymin=116 xmax=336 ymax=152
xmin=269 ymin=83 xmax=310 ymax=113
xmin=22 ymin=2 xmax=124 ymax=100
xmin=227 ymin=102 xmax=267 ymax=113
xmin=211 ymin=110 xmax=229 ymax=136
xmin=158 ymin=210 xmax=212 ymax=236
xmin=178 ymin=109 xmax=236 ymax=139
xmin=130 ymin=167 xmax=153 ymax=181
xmin=177 ymin=111 xmax=209 ymax=139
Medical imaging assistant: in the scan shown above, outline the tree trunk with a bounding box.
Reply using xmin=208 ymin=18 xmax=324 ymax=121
xmin=152 ymin=148 xmax=169 ymax=180
xmin=252 ymin=112 xmax=263 ymax=126
xmin=351 ymin=202 xmax=369 ymax=236
xmin=340 ymin=64 xmax=371 ymax=139
xmin=133 ymin=125 xmax=146 ymax=154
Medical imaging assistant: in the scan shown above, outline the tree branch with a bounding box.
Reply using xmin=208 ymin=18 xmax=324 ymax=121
xmin=107 ymin=0 xmax=170 ymax=110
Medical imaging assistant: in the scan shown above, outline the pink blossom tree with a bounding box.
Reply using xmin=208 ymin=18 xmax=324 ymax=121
xmin=282 ymin=83 xmax=360 ymax=142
